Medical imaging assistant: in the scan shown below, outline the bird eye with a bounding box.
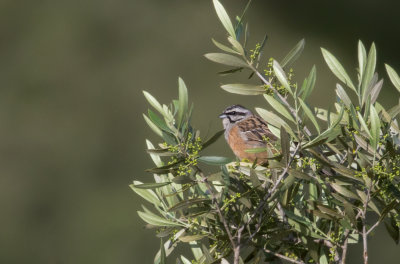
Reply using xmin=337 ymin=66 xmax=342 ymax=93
xmin=231 ymin=111 xmax=236 ymax=115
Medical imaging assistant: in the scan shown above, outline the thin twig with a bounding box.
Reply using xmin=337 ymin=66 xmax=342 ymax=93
xmin=196 ymin=167 xmax=238 ymax=262
xmin=234 ymin=226 xmax=245 ymax=264
xmin=245 ymin=60 xmax=312 ymax=137
xmin=361 ymin=172 xmax=373 ymax=264
xmin=340 ymin=229 xmax=350 ymax=264
xmin=264 ymin=248 xmax=305 ymax=264
xmin=245 ymin=143 xmax=301 ymax=243
xmin=366 ymin=220 xmax=380 ymax=235
xmin=362 ymin=223 xmax=368 ymax=264
xmin=235 ymin=0 xmax=252 ymax=31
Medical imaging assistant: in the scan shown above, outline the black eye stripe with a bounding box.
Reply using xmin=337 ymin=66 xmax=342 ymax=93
xmin=226 ymin=111 xmax=246 ymax=116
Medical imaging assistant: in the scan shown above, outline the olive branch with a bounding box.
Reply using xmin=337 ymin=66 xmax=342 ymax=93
xmin=133 ymin=1 xmax=400 ymax=263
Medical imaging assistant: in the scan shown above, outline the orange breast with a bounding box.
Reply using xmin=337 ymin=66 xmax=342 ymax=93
xmin=227 ymin=125 xmax=270 ymax=164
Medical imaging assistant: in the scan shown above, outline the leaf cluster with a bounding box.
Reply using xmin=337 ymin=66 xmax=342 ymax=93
xmin=134 ymin=1 xmax=400 ymax=263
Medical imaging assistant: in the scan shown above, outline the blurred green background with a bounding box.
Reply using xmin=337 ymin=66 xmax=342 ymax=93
xmin=1 ymin=0 xmax=400 ymax=263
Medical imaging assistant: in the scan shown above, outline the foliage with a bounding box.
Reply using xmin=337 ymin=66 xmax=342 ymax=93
xmin=133 ymin=1 xmax=400 ymax=263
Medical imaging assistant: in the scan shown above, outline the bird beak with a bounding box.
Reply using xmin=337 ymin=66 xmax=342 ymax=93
xmin=218 ymin=113 xmax=227 ymax=119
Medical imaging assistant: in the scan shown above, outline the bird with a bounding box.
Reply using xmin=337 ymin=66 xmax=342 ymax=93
xmin=218 ymin=105 xmax=278 ymax=165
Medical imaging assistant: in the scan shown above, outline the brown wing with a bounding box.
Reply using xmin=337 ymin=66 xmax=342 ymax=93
xmin=227 ymin=115 xmax=278 ymax=164
xmin=236 ymin=115 xmax=278 ymax=144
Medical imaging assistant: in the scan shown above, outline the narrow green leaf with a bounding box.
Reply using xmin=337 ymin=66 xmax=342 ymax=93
xmin=172 ymin=100 xmax=179 ymax=114
xmin=255 ymin=33 xmax=268 ymax=64
xmin=160 ymin=238 xmax=166 ymax=264
xmin=180 ymin=256 xmax=192 ymax=264
xmin=130 ymin=181 xmax=162 ymax=206
xmin=148 ymin=109 xmax=173 ymax=133
xmin=353 ymin=134 xmax=373 ymax=155
xmin=362 ymin=73 xmax=378 ymax=106
xmin=177 ymin=77 xmax=188 ymax=128
xmin=321 ymin=48 xmax=357 ymax=92
xmin=221 ymin=83 xmax=265 ymax=95
xmin=156 ymin=228 xmax=175 ymax=238
xmin=244 ymin=147 xmax=267 ymax=153
xmin=289 ymin=169 xmax=312 ymax=180
xmin=349 ymin=104 xmax=360 ymax=129
xmin=315 ymin=107 xmax=344 ymax=124
xmin=370 ymin=79 xmax=383 ymax=104
xmin=146 ymin=148 xmax=174 ymax=157
xmin=218 ymin=67 xmax=243 ymax=76
xmin=137 ymin=211 xmax=182 ymax=227
xmin=272 ymin=60 xmax=293 ymax=95
xmin=348 ymin=233 xmax=360 ymax=244
xmin=379 ymin=200 xmax=398 ymax=223
xmin=228 ymin=36 xmax=244 ymax=55
xmin=332 ymin=166 xmax=361 ymax=182
xmin=307 ymin=239 xmax=320 ymax=263
xmin=207 ymin=172 xmax=223 ymax=182
xmin=319 ymin=248 xmax=329 ymax=264
xmin=221 ymin=165 xmax=231 ymax=187
xmin=356 ymin=189 xmax=380 ymax=215
xmin=364 ymin=97 xmax=372 ymax=124
xmin=211 ymin=38 xmax=239 ymax=54
xmin=213 ymin=0 xmax=236 ymax=39
xmin=336 ymin=83 xmax=352 ymax=108
xmin=143 ymin=91 xmax=165 ymax=116
xmin=179 ymin=235 xmax=206 ymax=243
xmin=146 ymin=140 xmax=163 ymax=167
xmin=300 ymin=65 xmax=316 ymax=100
xmin=244 ymin=22 xmax=249 ymax=48
xmin=316 ymin=204 xmax=342 ymax=218
xmin=344 ymin=201 xmax=356 ymax=227
xmin=198 ymin=156 xmax=232 ymax=165
xmin=264 ymin=94 xmax=295 ymax=123
xmin=388 ymin=103 xmax=400 ymax=119
xmin=384 ymin=216 xmax=400 ymax=244
xmin=143 ymin=114 xmax=163 ymax=137
xmin=361 ymin=43 xmax=377 ymax=98
xmin=234 ymin=17 xmax=243 ymax=39
xmin=369 ymin=105 xmax=380 ymax=150
xmin=358 ymin=40 xmax=367 ymax=80
xmin=189 ymin=241 xmax=203 ymax=261
xmin=302 ymin=123 xmax=340 ymax=149
xmin=255 ymin=107 xmax=286 ymax=128
xmin=171 ymin=175 xmax=193 ymax=184
xmin=385 ymin=64 xmax=400 ymax=93
xmin=204 ymin=53 xmax=249 ymax=68
xmin=281 ymin=38 xmax=305 ymax=68
xmin=202 ymin=130 xmax=224 ymax=150
xmin=267 ymin=124 xmax=280 ymax=139
xmin=249 ymin=168 xmax=261 ymax=187
xmin=280 ymin=126 xmax=290 ymax=165
xmin=309 ymin=182 xmax=318 ymax=201
xmin=330 ymin=183 xmax=359 ymax=200
xmin=368 ymin=200 xmax=381 ymax=215
xmin=283 ymin=208 xmax=312 ymax=226
xmin=201 ymin=244 xmax=214 ymax=263
xmin=168 ymin=198 xmax=211 ymax=212
xmin=162 ymin=131 xmax=177 ymax=146
xmin=146 ymin=159 xmax=181 ymax=173
xmin=281 ymin=173 xmax=296 ymax=192
xmin=255 ymin=107 xmax=297 ymax=140
xmin=133 ymin=182 xmax=172 ymax=189
xmin=299 ymin=98 xmax=320 ymax=133
xmin=357 ymin=112 xmax=372 ymax=138
xmin=304 ymin=103 xmax=345 ymax=148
